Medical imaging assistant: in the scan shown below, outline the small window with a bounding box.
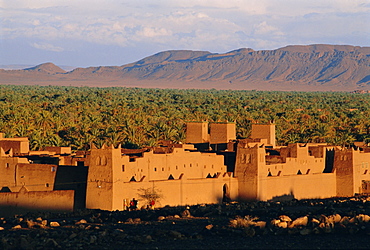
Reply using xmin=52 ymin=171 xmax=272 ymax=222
xmin=96 ymin=156 xmax=101 ymax=165
xmin=45 ymin=183 xmax=49 ymax=187
xmin=241 ymin=154 xmax=246 ymax=163
xmin=101 ymin=156 xmax=107 ymax=165
xmin=122 ymin=165 xmax=125 ymax=172
xmin=154 ymin=168 xmax=157 ymax=171
xmin=51 ymin=166 xmax=56 ymax=172
xmin=5 ymin=163 xmax=9 ymax=168
xmin=162 ymin=167 xmax=164 ymax=171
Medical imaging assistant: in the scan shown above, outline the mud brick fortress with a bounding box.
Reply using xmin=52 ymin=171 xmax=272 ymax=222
xmin=1 ymin=123 xmax=370 ymax=215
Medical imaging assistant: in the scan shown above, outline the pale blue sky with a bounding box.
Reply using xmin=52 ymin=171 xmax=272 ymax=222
xmin=1 ymin=0 xmax=369 ymax=67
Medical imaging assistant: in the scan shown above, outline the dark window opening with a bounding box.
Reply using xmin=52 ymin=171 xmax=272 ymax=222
xmin=130 ymin=176 xmax=136 ymax=182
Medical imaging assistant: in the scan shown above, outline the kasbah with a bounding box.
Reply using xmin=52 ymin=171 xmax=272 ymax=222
xmin=0 ymin=122 xmax=369 ymax=215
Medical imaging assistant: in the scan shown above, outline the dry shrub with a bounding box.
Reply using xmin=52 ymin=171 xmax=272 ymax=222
xmin=229 ymin=215 xmax=259 ymax=228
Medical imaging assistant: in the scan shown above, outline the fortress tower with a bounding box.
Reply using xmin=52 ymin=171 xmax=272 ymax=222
xmin=234 ymin=143 xmax=266 ymax=200
xmin=210 ymin=122 xmax=236 ymax=144
xmin=186 ymin=122 xmax=209 ymax=143
xmin=250 ymin=124 xmax=276 ymax=147
xmin=85 ymin=144 xmax=123 ymax=211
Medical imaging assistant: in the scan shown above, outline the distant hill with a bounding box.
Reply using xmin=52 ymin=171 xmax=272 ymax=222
xmin=24 ymin=62 xmax=66 ymax=74
xmin=0 ymin=64 xmax=75 ymax=71
xmin=1 ymin=44 xmax=370 ymax=91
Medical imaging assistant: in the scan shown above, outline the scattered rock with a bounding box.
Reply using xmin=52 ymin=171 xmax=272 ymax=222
xmin=181 ymin=210 xmax=191 ymax=217
xmin=75 ymin=219 xmax=87 ymax=225
xmin=50 ymin=221 xmax=60 ymax=227
xmin=157 ymin=216 xmax=166 ymax=221
xmin=279 ymin=215 xmax=292 ymax=222
xmin=289 ymin=216 xmax=308 ymax=228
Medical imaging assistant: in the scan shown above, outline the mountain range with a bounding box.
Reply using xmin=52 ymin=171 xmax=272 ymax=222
xmin=1 ymin=44 xmax=370 ymax=91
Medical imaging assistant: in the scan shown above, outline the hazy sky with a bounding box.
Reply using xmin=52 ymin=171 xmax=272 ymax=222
xmin=1 ymin=0 xmax=369 ymax=67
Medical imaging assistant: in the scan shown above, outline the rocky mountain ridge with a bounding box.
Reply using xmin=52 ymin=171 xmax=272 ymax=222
xmin=1 ymin=44 xmax=370 ymax=91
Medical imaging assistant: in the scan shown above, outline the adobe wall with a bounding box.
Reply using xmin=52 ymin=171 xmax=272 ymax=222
xmin=350 ymin=149 xmax=370 ymax=194
xmin=44 ymin=146 xmax=72 ymax=155
xmin=0 ymin=138 xmax=29 ymax=154
xmin=104 ymin=175 xmax=238 ymax=210
xmin=16 ymin=164 xmax=57 ymax=191
xmin=257 ymin=173 xmax=337 ymax=201
xmin=85 ymin=145 xmax=120 ymax=210
xmin=86 ymin=145 xmax=236 ymax=210
xmin=264 ymin=154 xmax=326 ymax=176
xmin=234 ymin=145 xmax=265 ymax=200
xmin=122 ymin=148 xmax=227 ymax=183
xmin=0 ymin=160 xmax=56 ymax=192
xmin=235 ymin=143 xmax=333 ymax=201
xmin=210 ymin=123 xmax=236 ymax=144
xmin=186 ymin=122 xmax=209 ymax=143
xmin=0 ymin=189 xmax=74 ymax=216
xmin=334 ymin=149 xmax=355 ymax=196
xmin=250 ymin=124 xmax=275 ymax=147
xmin=0 ymin=157 xmax=28 ymax=190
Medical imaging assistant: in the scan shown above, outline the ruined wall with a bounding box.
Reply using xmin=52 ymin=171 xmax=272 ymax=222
xmin=0 ymin=188 xmax=74 ymax=216
xmin=258 ymin=173 xmax=337 ymax=201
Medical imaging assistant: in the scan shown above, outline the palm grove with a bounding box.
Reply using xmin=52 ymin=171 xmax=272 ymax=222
xmin=1 ymin=85 xmax=369 ymax=151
